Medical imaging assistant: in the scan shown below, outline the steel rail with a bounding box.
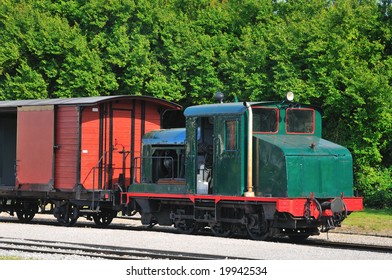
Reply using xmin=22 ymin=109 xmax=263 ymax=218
xmin=274 ymin=237 xmax=392 ymax=254
xmin=0 ymin=238 xmax=248 ymax=260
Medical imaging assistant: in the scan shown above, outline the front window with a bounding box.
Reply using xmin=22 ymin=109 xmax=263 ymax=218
xmin=253 ymin=107 xmax=279 ymax=133
xmin=286 ymin=109 xmax=314 ymax=134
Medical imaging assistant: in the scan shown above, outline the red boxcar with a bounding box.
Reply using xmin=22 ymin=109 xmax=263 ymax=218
xmin=0 ymin=96 xmax=181 ymax=225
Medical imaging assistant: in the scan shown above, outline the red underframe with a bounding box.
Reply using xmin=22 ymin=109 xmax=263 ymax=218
xmin=122 ymin=192 xmax=363 ymax=218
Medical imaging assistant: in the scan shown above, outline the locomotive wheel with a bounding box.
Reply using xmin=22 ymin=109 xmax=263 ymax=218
xmin=173 ymin=208 xmax=198 ymax=234
xmin=174 ymin=218 xmax=198 ymax=234
xmin=93 ymin=209 xmax=117 ymax=227
xmin=54 ymin=203 xmax=79 ymax=227
xmin=210 ymin=222 xmax=232 ymax=238
xmin=246 ymin=213 xmax=270 ymax=241
xmin=16 ymin=201 xmax=37 ymax=223
xmin=129 ymin=209 xmax=138 ymax=216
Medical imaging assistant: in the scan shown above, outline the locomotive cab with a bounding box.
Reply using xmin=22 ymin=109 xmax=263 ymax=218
xmin=185 ymin=98 xmax=355 ymax=200
xmin=184 ymin=104 xmax=247 ymax=196
xmin=137 ymin=128 xmax=186 ymax=187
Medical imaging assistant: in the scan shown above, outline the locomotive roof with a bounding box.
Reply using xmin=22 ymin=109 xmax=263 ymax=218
xmin=184 ymin=101 xmax=276 ymax=117
xmin=0 ymin=95 xmax=181 ymax=110
xmin=184 ymin=101 xmax=321 ymax=117
xmin=143 ymin=128 xmax=187 ymax=146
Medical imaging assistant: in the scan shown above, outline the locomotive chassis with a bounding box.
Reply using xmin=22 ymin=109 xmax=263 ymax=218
xmin=122 ymin=191 xmax=362 ymax=240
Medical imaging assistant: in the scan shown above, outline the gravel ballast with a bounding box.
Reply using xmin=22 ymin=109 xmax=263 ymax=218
xmin=0 ymin=213 xmax=391 ymax=260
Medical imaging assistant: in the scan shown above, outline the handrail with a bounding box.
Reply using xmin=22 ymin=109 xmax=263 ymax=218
xmin=82 ymin=152 xmax=107 ymax=186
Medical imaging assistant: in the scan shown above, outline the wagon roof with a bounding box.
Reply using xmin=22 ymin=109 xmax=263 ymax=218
xmin=0 ymin=95 xmax=181 ymax=110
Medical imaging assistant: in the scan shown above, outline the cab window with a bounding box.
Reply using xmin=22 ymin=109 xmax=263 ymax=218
xmin=253 ymin=107 xmax=279 ymax=133
xmin=225 ymin=120 xmax=237 ymax=151
xmin=286 ymin=109 xmax=314 ymax=134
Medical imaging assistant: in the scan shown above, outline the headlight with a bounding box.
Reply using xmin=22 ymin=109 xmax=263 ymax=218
xmin=286 ymin=91 xmax=294 ymax=102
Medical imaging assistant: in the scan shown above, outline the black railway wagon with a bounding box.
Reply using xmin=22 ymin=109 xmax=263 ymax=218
xmin=0 ymin=95 xmax=181 ymax=226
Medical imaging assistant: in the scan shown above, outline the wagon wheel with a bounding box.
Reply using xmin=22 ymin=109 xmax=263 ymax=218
xmin=246 ymin=213 xmax=270 ymax=241
xmin=16 ymin=201 xmax=37 ymax=223
xmin=54 ymin=203 xmax=79 ymax=227
xmin=210 ymin=222 xmax=232 ymax=238
xmin=93 ymin=209 xmax=117 ymax=227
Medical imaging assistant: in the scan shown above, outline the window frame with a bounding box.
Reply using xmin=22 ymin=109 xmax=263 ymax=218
xmin=285 ymin=108 xmax=315 ymax=134
xmin=252 ymin=106 xmax=280 ymax=134
xmin=224 ymin=119 xmax=238 ymax=151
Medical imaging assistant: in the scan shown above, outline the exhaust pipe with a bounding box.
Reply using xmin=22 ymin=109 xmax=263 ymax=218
xmin=243 ymin=102 xmax=255 ymax=197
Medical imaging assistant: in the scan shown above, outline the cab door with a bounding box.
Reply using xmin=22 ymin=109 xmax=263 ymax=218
xmin=185 ymin=117 xmax=198 ymax=193
xmin=212 ymin=115 xmax=245 ymax=195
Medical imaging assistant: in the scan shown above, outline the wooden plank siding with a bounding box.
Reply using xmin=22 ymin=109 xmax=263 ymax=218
xmin=16 ymin=106 xmax=55 ymax=190
xmin=0 ymin=95 xmax=181 ymax=196
xmin=80 ymin=105 xmax=101 ymax=190
xmin=54 ymin=106 xmax=79 ymax=191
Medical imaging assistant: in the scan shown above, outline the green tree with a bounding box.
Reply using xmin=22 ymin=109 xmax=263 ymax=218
xmin=0 ymin=0 xmax=390 ymax=206
xmin=0 ymin=0 xmax=118 ymax=99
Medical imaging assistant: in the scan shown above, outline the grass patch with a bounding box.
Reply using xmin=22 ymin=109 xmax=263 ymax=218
xmin=0 ymin=256 xmax=25 ymax=260
xmin=337 ymin=208 xmax=392 ymax=236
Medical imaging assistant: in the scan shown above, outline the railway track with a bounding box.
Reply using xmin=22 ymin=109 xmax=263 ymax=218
xmin=0 ymin=237 xmax=245 ymax=260
xmin=302 ymin=238 xmax=392 ymax=254
xmin=273 ymin=237 xmax=392 ymax=255
xmin=1 ymin=215 xmax=391 ymax=259
xmin=1 ymin=234 xmax=390 ymax=260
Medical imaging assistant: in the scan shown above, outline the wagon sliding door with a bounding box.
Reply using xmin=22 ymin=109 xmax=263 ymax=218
xmin=16 ymin=105 xmax=55 ymax=191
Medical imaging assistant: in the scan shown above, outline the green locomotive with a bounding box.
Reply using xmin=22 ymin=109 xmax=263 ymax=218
xmin=123 ymin=93 xmax=363 ymax=240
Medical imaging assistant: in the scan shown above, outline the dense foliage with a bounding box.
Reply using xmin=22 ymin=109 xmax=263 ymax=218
xmin=0 ymin=0 xmax=391 ymax=207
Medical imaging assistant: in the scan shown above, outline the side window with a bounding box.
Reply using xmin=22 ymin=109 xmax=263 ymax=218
xmin=225 ymin=120 xmax=237 ymax=151
xmin=286 ymin=109 xmax=314 ymax=134
xmin=253 ymin=107 xmax=279 ymax=133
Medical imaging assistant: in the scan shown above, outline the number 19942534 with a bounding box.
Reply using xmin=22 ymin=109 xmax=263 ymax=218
xmin=219 ymin=266 xmax=267 ymax=276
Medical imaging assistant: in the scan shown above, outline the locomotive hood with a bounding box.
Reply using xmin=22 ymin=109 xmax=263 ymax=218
xmin=254 ymin=134 xmax=350 ymax=156
xmin=252 ymin=134 xmax=354 ymax=198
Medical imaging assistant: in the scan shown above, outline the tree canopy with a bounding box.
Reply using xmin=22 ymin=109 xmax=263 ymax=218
xmin=0 ymin=0 xmax=391 ymax=207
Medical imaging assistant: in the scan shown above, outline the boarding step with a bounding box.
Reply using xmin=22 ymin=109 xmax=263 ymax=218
xmin=194 ymin=206 xmax=215 ymax=211
xmin=79 ymin=209 xmax=99 ymax=215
